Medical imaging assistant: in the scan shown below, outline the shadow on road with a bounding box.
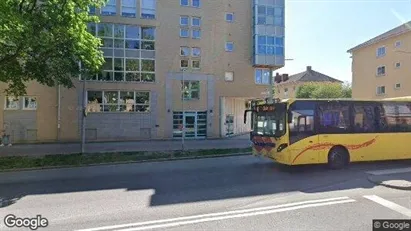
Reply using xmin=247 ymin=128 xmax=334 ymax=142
xmin=1 ymin=157 xmax=410 ymax=208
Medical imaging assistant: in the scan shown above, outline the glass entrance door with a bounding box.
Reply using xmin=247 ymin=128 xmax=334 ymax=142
xmin=184 ymin=113 xmax=196 ymax=138
xmin=172 ymin=111 xmax=207 ymax=139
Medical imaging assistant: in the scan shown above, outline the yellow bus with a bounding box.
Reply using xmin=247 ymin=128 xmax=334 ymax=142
xmin=244 ymin=97 xmax=411 ymax=169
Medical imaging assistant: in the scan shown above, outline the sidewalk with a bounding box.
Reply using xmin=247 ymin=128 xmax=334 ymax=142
xmin=0 ymin=134 xmax=252 ymax=157
xmin=367 ymin=167 xmax=411 ymax=191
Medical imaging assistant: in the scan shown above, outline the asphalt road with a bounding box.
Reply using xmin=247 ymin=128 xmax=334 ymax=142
xmin=0 ymin=156 xmax=410 ymax=231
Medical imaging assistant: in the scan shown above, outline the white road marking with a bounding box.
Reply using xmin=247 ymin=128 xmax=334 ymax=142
xmin=116 ymin=199 xmax=356 ymax=231
xmin=364 ymin=195 xmax=411 ymax=217
xmin=366 ymin=167 xmax=411 ymax=176
xmin=76 ymin=197 xmax=355 ymax=231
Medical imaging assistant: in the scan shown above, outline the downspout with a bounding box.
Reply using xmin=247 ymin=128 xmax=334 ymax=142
xmin=57 ymin=85 xmax=61 ymax=141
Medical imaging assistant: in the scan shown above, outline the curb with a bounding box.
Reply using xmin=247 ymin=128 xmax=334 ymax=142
xmin=0 ymin=152 xmax=252 ymax=173
xmin=367 ymin=175 xmax=411 ymax=191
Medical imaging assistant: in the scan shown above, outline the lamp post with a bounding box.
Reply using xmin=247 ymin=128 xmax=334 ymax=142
xmin=79 ymin=63 xmax=86 ymax=154
xmin=181 ymin=68 xmax=188 ymax=153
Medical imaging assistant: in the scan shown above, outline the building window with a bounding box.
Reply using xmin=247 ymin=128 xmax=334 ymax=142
xmin=284 ymin=88 xmax=288 ymax=97
xmin=395 ymin=62 xmax=401 ymax=68
xmin=141 ymin=0 xmax=156 ymax=19
xmin=89 ymin=5 xmax=96 ymax=15
xmin=376 ymin=66 xmax=385 ymax=76
xmin=122 ymin=0 xmax=136 ymax=17
xmin=192 ymin=0 xmax=200 ymax=8
xmin=182 ymin=81 xmax=200 ymax=100
xmin=226 ymin=13 xmax=234 ymax=22
xmin=192 ymin=17 xmax=201 ymax=27
xmin=225 ymin=42 xmax=233 ymax=52
xmin=225 ymin=72 xmax=234 ymax=82
xmin=192 ymin=29 xmax=201 ymax=39
xmin=257 ymin=5 xmax=284 ymax=26
xmin=101 ymin=0 xmax=116 ymax=15
xmin=23 ymin=96 xmax=37 ymax=110
xmin=180 ymin=28 xmax=189 ymax=37
xmin=192 ymin=60 xmax=200 ymax=69
xmin=255 ymin=69 xmax=270 ymax=85
xmin=180 ymin=16 xmax=189 ymax=26
xmin=257 ymin=35 xmax=284 ymax=56
xmin=376 ymin=86 xmax=386 ymax=95
xmin=180 ymin=59 xmax=189 ymax=68
xmin=376 ymin=46 xmax=386 ymax=57
xmin=192 ymin=47 xmax=201 ymax=57
xmin=87 ymin=91 xmax=150 ymax=112
xmin=395 ymin=41 xmax=401 ymax=48
xmin=180 ymin=47 xmax=190 ymax=56
xmin=395 ymin=83 xmax=401 ymax=89
xmin=180 ymin=0 xmax=189 ymax=6
xmin=4 ymin=96 xmax=20 ymax=110
xmin=84 ymin=23 xmax=156 ymax=82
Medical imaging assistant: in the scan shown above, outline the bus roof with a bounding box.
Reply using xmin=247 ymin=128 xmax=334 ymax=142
xmin=252 ymin=97 xmax=411 ymax=105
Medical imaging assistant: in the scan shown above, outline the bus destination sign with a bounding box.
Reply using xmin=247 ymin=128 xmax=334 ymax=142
xmin=256 ymin=105 xmax=275 ymax=112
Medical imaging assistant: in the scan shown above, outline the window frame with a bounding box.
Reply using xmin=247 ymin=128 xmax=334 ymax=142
xmin=192 ymin=47 xmax=201 ymax=57
xmin=180 ymin=59 xmax=189 ymax=69
xmin=180 ymin=46 xmax=190 ymax=56
xmin=226 ymin=13 xmax=234 ymax=22
xmin=376 ymin=46 xmax=386 ymax=57
xmin=22 ymin=96 xmax=38 ymax=110
xmin=191 ymin=0 xmax=200 ymax=8
xmin=180 ymin=28 xmax=189 ymax=38
xmin=191 ymin=17 xmax=201 ymax=27
xmin=376 ymin=65 xmax=386 ymax=76
xmin=101 ymin=0 xmax=117 ymax=15
xmin=4 ymin=96 xmax=20 ymax=110
xmin=121 ymin=0 xmax=136 ymax=17
xmin=180 ymin=0 xmax=189 ymax=6
xmin=395 ymin=41 xmax=401 ymax=48
xmin=140 ymin=0 xmax=156 ymax=19
xmin=191 ymin=60 xmax=200 ymax=69
xmin=86 ymin=90 xmax=150 ymax=113
xmin=376 ymin=86 xmax=386 ymax=95
xmin=192 ymin=29 xmax=201 ymax=39
xmin=225 ymin=42 xmax=234 ymax=52
xmin=254 ymin=68 xmax=270 ymax=85
xmin=180 ymin=16 xmax=189 ymax=26
xmin=394 ymin=83 xmax=401 ymax=89
xmin=182 ymin=80 xmax=200 ymax=100
xmin=225 ymin=71 xmax=234 ymax=82
xmin=82 ymin=23 xmax=156 ymax=83
xmin=395 ymin=62 xmax=401 ymax=68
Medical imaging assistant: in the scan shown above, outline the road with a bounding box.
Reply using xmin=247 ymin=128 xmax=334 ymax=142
xmin=0 ymin=155 xmax=410 ymax=231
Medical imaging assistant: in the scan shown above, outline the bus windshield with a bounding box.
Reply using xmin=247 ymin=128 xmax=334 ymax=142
xmin=253 ymin=105 xmax=286 ymax=137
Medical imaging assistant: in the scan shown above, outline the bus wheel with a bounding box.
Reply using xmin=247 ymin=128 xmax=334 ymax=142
xmin=327 ymin=146 xmax=349 ymax=170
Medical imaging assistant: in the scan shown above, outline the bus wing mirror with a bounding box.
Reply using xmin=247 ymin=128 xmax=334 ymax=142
xmin=287 ymin=111 xmax=293 ymax=123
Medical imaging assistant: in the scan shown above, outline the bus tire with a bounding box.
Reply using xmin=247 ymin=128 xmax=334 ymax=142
xmin=327 ymin=146 xmax=349 ymax=170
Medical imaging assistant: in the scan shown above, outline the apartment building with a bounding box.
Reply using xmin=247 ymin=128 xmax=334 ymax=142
xmin=347 ymin=21 xmax=411 ymax=99
xmin=0 ymin=0 xmax=285 ymax=143
xmin=274 ymin=66 xmax=342 ymax=99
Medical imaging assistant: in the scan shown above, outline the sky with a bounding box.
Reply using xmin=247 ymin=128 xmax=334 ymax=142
xmin=276 ymin=0 xmax=411 ymax=83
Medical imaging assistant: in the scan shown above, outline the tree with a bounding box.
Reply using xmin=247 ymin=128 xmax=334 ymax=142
xmin=0 ymin=0 xmax=106 ymax=96
xmin=295 ymin=82 xmax=352 ymax=99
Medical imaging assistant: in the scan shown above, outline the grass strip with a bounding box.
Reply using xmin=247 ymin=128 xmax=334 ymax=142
xmin=0 ymin=147 xmax=252 ymax=171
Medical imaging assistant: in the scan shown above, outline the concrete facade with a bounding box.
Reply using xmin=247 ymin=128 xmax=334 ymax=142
xmin=348 ymin=21 xmax=411 ymax=99
xmin=0 ymin=0 xmax=285 ymax=143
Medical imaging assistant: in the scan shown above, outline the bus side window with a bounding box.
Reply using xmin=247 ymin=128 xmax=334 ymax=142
xmin=353 ymin=104 xmax=377 ymax=133
xmin=318 ymin=103 xmax=350 ymax=133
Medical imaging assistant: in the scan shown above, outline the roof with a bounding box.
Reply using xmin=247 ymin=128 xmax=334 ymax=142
xmin=347 ymin=21 xmax=411 ymax=53
xmin=277 ymin=66 xmax=343 ymax=85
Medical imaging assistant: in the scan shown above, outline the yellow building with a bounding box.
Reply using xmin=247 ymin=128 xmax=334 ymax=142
xmin=0 ymin=0 xmax=286 ymax=143
xmin=274 ymin=66 xmax=343 ymax=99
xmin=347 ymin=21 xmax=411 ymax=99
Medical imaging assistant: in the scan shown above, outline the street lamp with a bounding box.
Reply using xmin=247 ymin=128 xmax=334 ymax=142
xmin=181 ymin=68 xmax=188 ymax=153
